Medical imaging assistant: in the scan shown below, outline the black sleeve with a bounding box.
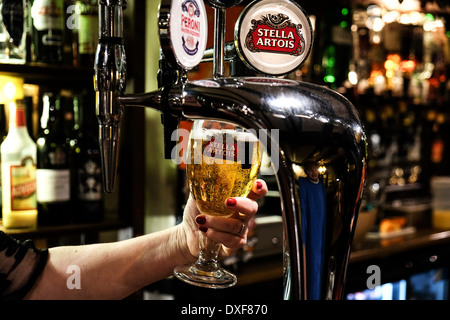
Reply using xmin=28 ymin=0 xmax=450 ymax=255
xmin=0 ymin=231 xmax=48 ymax=300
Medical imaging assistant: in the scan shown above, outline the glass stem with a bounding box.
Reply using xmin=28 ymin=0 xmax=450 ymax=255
xmin=197 ymin=232 xmax=221 ymax=269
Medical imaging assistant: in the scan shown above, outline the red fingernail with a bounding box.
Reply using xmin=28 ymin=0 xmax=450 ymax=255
xmin=256 ymin=181 xmax=263 ymax=190
xmin=226 ymin=198 xmax=237 ymax=206
xmin=199 ymin=227 xmax=208 ymax=233
xmin=196 ymin=215 xmax=206 ymax=225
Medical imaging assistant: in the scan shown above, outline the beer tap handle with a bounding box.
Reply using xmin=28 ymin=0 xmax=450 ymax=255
xmin=201 ymin=41 xmax=236 ymax=63
xmin=202 ymin=41 xmax=257 ymax=76
xmin=203 ymin=0 xmax=244 ymax=78
xmin=157 ymin=51 xmax=186 ymax=160
xmin=213 ymin=7 xmax=226 ymax=78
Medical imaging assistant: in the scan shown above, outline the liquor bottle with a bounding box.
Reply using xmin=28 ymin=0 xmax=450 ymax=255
xmin=62 ymin=0 xmax=75 ymax=66
xmin=30 ymin=0 xmax=64 ymax=64
xmin=70 ymin=93 xmax=103 ymax=222
xmin=0 ymin=103 xmax=6 ymax=219
xmin=36 ymin=91 xmax=71 ymax=225
xmin=1 ymin=101 xmax=38 ymax=229
xmin=312 ymin=5 xmax=353 ymax=89
xmin=24 ymin=96 xmax=35 ymax=140
xmin=75 ymin=0 xmax=98 ymax=68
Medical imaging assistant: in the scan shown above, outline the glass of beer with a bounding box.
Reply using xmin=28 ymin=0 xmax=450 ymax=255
xmin=174 ymin=120 xmax=261 ymax=288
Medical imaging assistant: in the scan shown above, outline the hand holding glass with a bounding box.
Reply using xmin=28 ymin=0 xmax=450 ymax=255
xmin=174 ymin=120 xmax=261 ymax=288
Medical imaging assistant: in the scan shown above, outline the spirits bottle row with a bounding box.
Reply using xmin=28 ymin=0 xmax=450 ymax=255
xmin=308 ymin=4 xmax=449 ymax=108
xmin=304 ymin=4 xmax=448 ymax=185
xmin=0 ymin=0 xmax=98 ymax=67
xmin=0 ymin=89 xmax=104 ymax=229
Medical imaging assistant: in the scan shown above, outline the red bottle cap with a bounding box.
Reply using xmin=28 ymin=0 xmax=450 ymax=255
xmin=15 ymin=106 xmax=26 ymax=127
xmin=9 ymin=101 xmax=27 ymax=128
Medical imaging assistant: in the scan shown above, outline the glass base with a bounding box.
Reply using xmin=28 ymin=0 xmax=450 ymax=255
xmin=174 ymin=262 xmax=237 ymax=289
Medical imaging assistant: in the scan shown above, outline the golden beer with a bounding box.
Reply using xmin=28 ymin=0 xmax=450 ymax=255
xmin=187 ymin=128 xmax=261 ymax=217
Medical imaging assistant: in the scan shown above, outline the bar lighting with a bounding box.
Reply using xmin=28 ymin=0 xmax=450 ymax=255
xmin=0 ymin=75 xmax=24 ymax=126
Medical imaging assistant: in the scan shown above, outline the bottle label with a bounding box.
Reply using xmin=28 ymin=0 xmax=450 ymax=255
xmin=78 ymin=15 xmax=98 ymax=55
xmin=77 ymin=160 xmax=102 ymax=201
xmin=9 ymin=156 xmax=37 ymax=211
xmin=42 ymin=33 xmax=62 ymax=46
xmin=31 ymin=0 xmax=64 ymax=31
xmin=36 ymin=168 xmax=70 ymax=202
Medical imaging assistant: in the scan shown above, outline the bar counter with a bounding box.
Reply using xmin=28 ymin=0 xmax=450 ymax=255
xmin=346 ymin=228 xmax=450 ymax=294
xmin=228 ymin=228 xmax=450 ymax=298
xmin=2 ymin=219 xmax=449 ymax=299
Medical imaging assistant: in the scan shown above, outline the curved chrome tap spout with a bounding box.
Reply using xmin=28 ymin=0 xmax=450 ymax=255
xmin=94 ymin=0 xmax=127 ymax=193
xmin=178 ymin=77 xmax=368 ymax=299
xmin=118 ymin=76 xmax=367 ymax=299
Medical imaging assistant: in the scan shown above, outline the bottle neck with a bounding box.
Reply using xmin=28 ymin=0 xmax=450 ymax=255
xmin=0 ymin=104 xmax=6 ymax=128
xmin=9 ymin=104 xmax=27 ymax=129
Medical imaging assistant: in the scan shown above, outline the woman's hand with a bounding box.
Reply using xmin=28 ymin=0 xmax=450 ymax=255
xmin=180 ymin=179 xmax=268 ymax=261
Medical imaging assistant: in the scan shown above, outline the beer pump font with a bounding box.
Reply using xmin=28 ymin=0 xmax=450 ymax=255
xmin=95 ymin=0 xmax=367 ymax=300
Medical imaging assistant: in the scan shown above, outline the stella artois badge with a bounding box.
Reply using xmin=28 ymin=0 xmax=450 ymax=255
xmin=159 ymin=0 xmax=208 ymax=70
xmin=235 ymin=0 xmax=313 ymax=75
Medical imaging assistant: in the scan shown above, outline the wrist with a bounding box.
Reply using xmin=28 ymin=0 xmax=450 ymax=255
xmin=174 ymin=224 xmax=197 ymax=266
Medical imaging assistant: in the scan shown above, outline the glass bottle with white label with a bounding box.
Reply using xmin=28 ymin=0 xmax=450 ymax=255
xmin=30 ymin=0 xmax=64 ymax=64
xmin=1 ymin=101 xmax=37 ymax=229
xmin=36 ymin=91 xmax=71 ymax=225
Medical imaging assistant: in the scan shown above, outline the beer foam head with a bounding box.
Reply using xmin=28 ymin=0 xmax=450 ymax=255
xmin=190 ymin=127 xmax=259 ymax=142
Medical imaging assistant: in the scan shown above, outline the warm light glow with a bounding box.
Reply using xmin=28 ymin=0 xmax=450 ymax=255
xmin=400 ymin=60 xmax=416 ymax=73
xmin=372 ymin=17 xmax=385 ymax=32
xmin=380 ymin=0 xmax=420 ymax=11
xmin=424 ymin=17 xmax=445 ymax=32
xmin=384 ymin=54 xmax=402 ymax=83
xmin=408 ymin=11 xmax=423 ymax=25
xmin=383 ymin=11 xmax=399 ymax=23
xmin=367 ymin=5 xmax=382 ymax=16
xmin=381 ymin=0 xmax=400 ymax=11
xmin=4 ymin=81 xmax=16 ymax=100
xmin=399 ymin=0 xmax=421 ymax=12
xmin=348 ymin=71 xmax=358 ymax=85
xmin=371 ymin=33 xmax=381 ymax=44
xmin=399 ymin=13 xmax=411 ymax=24
xmin=0 ymin=75 xmax=24 ymax=103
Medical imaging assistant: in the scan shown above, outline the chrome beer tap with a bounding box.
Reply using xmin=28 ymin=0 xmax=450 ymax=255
xmin=94 ymin=0 xmax=127 ymax=193
xmin=96 ymin=0 xmax=368 ymax=300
